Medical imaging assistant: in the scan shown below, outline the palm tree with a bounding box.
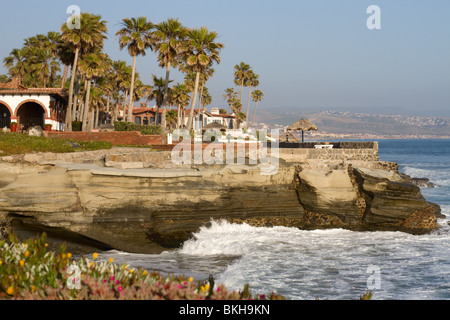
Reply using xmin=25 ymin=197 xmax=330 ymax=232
xmin=78 ymin=52 xmax=104 ymax=131
xmin=234 ymin=62 xmax=251 ymax=103
xmin=148 ymin=75 xmax=170 ymax=125
xmin=3 ymin=48 xmax=27 ymax=84
xmin=0 ymin=75 xmax=10 ymax=83
xmin=153 ymin=18 xmax=187 ymax=133
xmin=111 ymin=60 xmax=132 ymax=122
xmin=244 ymin=70 xmax=259 ymax=130
xmin=183 ymin=27 xmax=224 ymax=131
xmin=116 ymin=17 xmax=154 ymax=123
xmin=251 ymin=89 xmax=264 ymax=126
xmin=223 ymin=88 xmax=237 ymax=114
xmin=46 ymin=31 xmax=62 ymax=87
xmin=172 ymin=83 xmax=191 ymax=128
xmin=60 ymin=12 xmax=107 ymax=131
xmin=89 ymin=86 xmax=107 ymax=129
xmin=236 ymin=112 xmax=246 ymax=129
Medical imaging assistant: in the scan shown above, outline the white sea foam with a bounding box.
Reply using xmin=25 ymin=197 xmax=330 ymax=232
xmin=176 ymin=220 xmax=450 ymax=300
xmin=401 ymin=165 xmax=450 ymax=186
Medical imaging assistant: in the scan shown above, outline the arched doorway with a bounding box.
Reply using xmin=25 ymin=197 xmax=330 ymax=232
xmin=16 ymin=101 xmax=46 ymax=130
xmin=0 ymin=102 xmax=11 ymax=128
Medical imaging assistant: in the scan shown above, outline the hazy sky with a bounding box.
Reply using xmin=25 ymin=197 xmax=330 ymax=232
xmin=1 ymin=0 xmax=449 ymax=116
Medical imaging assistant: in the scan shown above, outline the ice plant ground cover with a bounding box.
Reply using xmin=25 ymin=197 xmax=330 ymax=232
xmin=0 ymin=233 xmax=285 ymax=300
xmin=0 ymin=132 xmax=112 ymax=156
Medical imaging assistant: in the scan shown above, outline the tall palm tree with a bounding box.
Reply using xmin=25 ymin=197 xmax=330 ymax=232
xmin=183 ymin=27 xmax=224 ymax=131
xmin=234 ymin=62 xmax=251 ymax=104
xmin=153 ymin=18 xmax=187 ymax=133
xmin=116 ymin=17 xmax=154 ymax=123
xmin=60 ymin=12 xmax=107 ymax=131
xmin=78 ymin=52 xmax=104 ymax=131
xmin=244 ymin=70 xmax=259 ymax=130
xmin=111 ymin=60 xmax=133 ymax=122
xmin=251 ymin=89 xmax=264 ymax=126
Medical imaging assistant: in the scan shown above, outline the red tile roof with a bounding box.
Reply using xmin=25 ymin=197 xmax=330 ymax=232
xmin=0 ymin=78 xmax=67 ymax=100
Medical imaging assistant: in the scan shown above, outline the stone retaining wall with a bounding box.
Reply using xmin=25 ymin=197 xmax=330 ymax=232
xmin=44 ymin=131 xmax=164 ymax=146
xmin=278 ymin=142 xmax=379 ymax=162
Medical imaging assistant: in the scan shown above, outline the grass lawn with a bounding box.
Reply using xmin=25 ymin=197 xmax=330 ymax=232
xmin=0 ymin=132 xmax=112 ymax=156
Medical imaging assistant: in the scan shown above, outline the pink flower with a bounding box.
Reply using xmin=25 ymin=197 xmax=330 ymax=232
xmin=103 ymin=279 xmax=107 ymax=283
xmin=118 ymin=286 xmax=123 ymax=292
xmin=177 ymin=284 xmax=182 ymax=289
xmin=110 ymin=276 xmax=115 ymax=281
xmin=116 ymin=280 xmax=120 ymax=285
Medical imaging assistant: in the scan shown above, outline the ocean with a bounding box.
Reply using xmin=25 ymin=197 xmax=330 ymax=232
xmin=97 ymin=139 xmax=450 ymax=300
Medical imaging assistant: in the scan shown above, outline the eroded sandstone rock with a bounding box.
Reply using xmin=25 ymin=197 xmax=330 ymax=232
xmin=0 ymin=152 xmax=442 ymax=254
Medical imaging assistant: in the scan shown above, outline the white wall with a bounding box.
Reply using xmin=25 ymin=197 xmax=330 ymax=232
xmin=0 ymin=94 xmax=51 ymax=117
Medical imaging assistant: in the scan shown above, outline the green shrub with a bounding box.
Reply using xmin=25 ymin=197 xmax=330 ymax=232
xmin=71 ymin=121 xmax=82 ymax=132
xmin=114 ymin=122 xmax=162 ymax=135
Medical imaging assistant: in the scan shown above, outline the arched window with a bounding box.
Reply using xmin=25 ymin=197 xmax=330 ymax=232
xmin=135 ymin=116 xmax=141 ymax=125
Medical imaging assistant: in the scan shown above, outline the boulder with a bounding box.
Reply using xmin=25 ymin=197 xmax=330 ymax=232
xmin=352 ymin=167 xmax=439 ymax=232
xmin=28 ymin=125 xmax=44 ymax=137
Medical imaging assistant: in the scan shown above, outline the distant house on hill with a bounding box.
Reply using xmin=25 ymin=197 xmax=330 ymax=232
xmin=0 ymin=77 xmax=67 ymax=131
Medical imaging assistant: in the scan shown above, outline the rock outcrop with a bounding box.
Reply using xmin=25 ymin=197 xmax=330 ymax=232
xmin=0 ymin=148 xmax=442 ymax=254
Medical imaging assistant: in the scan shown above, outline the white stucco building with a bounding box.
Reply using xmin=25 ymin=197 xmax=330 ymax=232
xmin=0 ymin=78 xmax=67 ymax=131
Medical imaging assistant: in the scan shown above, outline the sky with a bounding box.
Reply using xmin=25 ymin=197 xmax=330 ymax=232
xmin=1 ymin=0 xmax=449 ymax=116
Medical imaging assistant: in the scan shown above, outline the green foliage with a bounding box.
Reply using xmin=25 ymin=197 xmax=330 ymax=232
xmin=0 ymin=132 xmax=111 ymax=156
xmin=113 ymin=121 xmax=162 ymax=135
xmin=71 ymin=121 xmax=82 ymax=132
xmin=0 ymin=232 xmax=286 ymax=300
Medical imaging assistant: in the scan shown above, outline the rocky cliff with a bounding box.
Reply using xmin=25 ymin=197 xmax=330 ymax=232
xmin=0 ymin=148 xmax=442 ymax=254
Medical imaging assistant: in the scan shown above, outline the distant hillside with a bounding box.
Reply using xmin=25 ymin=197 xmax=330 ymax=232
xmin=256 ymin=109 xmax=450 ymax=136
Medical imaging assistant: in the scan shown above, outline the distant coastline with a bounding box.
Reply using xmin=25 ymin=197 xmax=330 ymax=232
xmin=307 ymin=132 xmax=450 ymax=140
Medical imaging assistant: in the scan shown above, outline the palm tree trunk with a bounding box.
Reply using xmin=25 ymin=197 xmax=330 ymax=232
xmin=187 ymin=72 xmax=201 ymax=132
xmin=177 ymin=105 xmax=181 ymax=129
xmin=123 ymin=91 xmax=128 ymax=122
xmin=182 ymin=107 xmax=186 ymax=128
xmin=72 ymin=74 xmax=80 ymax=121
xmin=252 ymin=101 xmax=259 ymax=127
xmin=61 ymin=65 xmax=69 ymax=88
xmin=128 ymin=54 xmax=137 ymax=123
xmin=239 ymin=80 xmax=244 ymax=104
xmin=105 ymin=95 xmax=110 ymax=124
xmin=94 ymin=105 xmax=100 ymax=129
xmin=245 ymin=85 xmax=253 ymax=130
xmin=65 ymin=47 xmax=79 ymax=132
xmin=161 ymin=63 xmax=171 ymax=134
xmin=113 ymin=101 xmax=118 ymax=123
xmin=82 ymin=79 xmax=91 ymax=132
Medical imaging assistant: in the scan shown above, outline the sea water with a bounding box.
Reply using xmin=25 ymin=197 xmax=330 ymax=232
xmin=98 ymin=139 xmax=450 ymax=300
